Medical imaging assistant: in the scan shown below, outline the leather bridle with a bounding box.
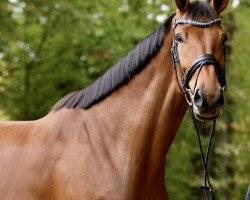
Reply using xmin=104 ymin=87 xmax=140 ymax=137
xmin=171 ymin=17 xmax=227 ymax=200
xmin=171 ymin=18 xmax=226 ymax=105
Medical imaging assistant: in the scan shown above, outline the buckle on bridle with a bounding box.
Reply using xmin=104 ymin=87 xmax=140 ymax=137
xmin=199 ymin=186 xmax=213 ymax=191
xmin=199 ymin=186 xmax=215 ymax=200
xmin=184 ymin=89 xmax=193 ymax=107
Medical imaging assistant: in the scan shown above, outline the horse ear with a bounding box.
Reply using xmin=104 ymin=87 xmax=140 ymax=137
xmin=210 ymin=0 xmax=229 ymax=14
xmin=175 ymin=0 xmax=190 ymax=13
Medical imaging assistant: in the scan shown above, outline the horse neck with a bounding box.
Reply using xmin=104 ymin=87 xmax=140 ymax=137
xmin=82 ymin=30 xmax=187 ymax=193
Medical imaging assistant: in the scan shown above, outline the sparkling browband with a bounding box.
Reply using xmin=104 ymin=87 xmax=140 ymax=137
xmin=173 ymin=18 xmax=221 ymax=29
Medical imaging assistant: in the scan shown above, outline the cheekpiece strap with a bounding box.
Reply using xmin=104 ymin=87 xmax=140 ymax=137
xmin=173 ymin=18 xmax=221 ymax=30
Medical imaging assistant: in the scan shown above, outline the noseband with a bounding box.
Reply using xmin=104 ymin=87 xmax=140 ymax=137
xmin=171 ymin=18 xmax=227 ymax=200
xmin=171 ymin=18 xmax=226 ymax=101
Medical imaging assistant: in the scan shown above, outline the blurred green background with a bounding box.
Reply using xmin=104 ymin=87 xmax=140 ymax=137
xmin=0 ymin=0 xmax=249 ymax=199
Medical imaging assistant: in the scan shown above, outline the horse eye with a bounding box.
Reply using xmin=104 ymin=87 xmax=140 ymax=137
xmin=175 ymin=34 xmax=184 ymax=43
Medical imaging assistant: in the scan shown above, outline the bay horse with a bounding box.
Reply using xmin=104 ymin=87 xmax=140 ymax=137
xmin=0 ymin=0 xmax=229 ymax=199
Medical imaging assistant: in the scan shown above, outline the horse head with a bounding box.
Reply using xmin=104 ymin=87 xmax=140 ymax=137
xmin=172 ymin=0 xmax=229 ymax=121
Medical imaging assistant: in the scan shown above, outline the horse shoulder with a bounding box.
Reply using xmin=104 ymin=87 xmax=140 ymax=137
xmin=43 ymin=109 xmax=128 ymax=200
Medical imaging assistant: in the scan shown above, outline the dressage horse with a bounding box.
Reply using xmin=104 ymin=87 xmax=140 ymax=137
xmin=0 ymin=0 xmax=229 ymax=199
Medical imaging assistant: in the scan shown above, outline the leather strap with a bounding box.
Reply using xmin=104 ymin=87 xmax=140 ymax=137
xmin=184 ymin=54 xmax=226 ymax=90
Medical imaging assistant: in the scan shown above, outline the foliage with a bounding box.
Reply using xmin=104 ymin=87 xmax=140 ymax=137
xmin=0 ymin=0 xmax=169 ymax=119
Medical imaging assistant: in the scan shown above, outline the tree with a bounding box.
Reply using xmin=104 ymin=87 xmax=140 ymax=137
xmin=0 ymin=0 xmax=169 ymax=119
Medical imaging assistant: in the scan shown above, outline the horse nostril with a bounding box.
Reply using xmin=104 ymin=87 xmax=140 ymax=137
xmin=194 ymin=89 xmax=207 ymax=108
xmin=193 ymin=89 xmax=224 ymax=109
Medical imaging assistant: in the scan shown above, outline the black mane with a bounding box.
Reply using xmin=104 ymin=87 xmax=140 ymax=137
xmin=52 ymin=1 xmax=218 ymax=111
xmin=52 ymin=14 xmax=175 ymax=111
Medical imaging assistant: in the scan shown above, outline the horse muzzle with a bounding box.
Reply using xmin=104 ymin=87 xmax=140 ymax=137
xmin=187 ymin=88 xmax=224 ymax=121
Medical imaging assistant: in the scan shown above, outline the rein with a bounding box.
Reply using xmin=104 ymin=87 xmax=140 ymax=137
xmin=171 ymin=17 xmax=226 ymax=200
xmin=191 ymin=111 xmax=216 ymax=200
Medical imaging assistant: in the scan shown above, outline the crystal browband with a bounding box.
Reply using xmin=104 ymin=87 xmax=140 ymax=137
xmin=173 ymin=18 xmax=221 ymax=29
